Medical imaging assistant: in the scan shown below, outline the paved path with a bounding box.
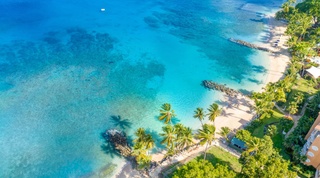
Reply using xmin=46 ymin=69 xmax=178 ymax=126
xmin=274 ymin=101 xmax=309 ymax=138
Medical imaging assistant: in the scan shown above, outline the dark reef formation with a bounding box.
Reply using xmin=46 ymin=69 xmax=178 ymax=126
xmin=103 ymin=129 xmax=132 ymax=157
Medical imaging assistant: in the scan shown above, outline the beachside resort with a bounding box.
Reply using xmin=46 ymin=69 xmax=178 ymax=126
xmin=1 ymin=0 xmax=320 ymax=177
xmin=107 ymin=0 xmax=320 ymax=177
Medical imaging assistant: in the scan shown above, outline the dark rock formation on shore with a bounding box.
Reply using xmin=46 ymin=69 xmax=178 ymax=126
xmin=229 ymin=38 xmax=276 ymax=53
xmin=104 ymin=129 xmax=132 ymax=157
xmin=202 ymin=80 xmax=240 ymax=97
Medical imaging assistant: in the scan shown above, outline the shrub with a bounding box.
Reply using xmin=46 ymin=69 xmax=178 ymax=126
xmin=279 ymin=117 xmax=294 ymax=132
xmin=245 ymin=119 xmax=263 ymax=133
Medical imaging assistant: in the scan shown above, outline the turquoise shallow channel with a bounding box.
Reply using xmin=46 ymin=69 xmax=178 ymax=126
xmin=0 ymin=0 xmax=284 ymax=177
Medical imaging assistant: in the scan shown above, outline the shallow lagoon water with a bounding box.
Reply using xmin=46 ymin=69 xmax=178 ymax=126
xmin=0 ymin=0 xmax=284 ymax=177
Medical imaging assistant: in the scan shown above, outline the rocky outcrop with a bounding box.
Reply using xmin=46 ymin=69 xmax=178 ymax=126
xmin=202 ymin=80 xmax=240 ymax=97
xmin=104 ymin=129 xmax=132 ymax=157
xmin=229 ymin=38 xmax=276 ymax=53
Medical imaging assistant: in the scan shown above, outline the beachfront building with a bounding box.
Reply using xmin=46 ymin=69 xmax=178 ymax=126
xmin=306 ymin=66 xmax=320 ymax=79
xmin=231 ymin=137 xmax=246 ymax=151
xmin=305 ymin=57 xmax=320 ymax=78
xmin=301 ymin=113 xmax=320 ymax=176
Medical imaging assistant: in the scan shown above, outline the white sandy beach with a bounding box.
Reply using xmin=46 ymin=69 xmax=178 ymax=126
xmin=113 ymin=14 xmax=290 ymax=178
xmin=260 ymin=14 xmax=290 ymax=86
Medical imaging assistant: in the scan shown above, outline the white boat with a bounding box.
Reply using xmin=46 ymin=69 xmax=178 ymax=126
xmin=101 ymin=8 xmax=106 ymax=12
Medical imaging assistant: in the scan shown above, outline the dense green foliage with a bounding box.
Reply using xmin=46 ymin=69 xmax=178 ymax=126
xmin=284 ymin=115 xmax=315 ymax=163
xmin=248 ymin=0 xmax=320 ymax=175
xmin=195 ymin=124 xmax=216 ymax=160
xmin=132 ymin=128 xmax=155 ymax=169
xmin=238 ymin=132 xmax=297 ymax=178
xmin=172 ymin=159 xmax=236 ymax=178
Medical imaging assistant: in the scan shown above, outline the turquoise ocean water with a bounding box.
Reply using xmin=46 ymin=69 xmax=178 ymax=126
xmin=0 ymin=0 xmax=284 ymax=177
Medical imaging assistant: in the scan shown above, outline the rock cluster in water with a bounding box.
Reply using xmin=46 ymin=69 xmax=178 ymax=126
xmin=104 ymin=129 xmax=132 ymax=157
xmin=229 ymin=38 xmax=276 ymax=53
xmin=202 ymin=80 xmax=240 ymax=97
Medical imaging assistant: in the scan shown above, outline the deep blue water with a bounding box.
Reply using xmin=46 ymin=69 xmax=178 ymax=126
xmin=0 ymin=0 xmax=284 ymax=177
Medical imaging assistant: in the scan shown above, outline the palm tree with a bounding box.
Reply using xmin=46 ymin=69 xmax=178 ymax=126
xmin=308 ymin=92 xmax=320 ymax=113
xmin=252 ymin=92 xmax=275 ymax=118
xmin=207 ymin=103 xmax=221 ymax=123
xmin=219 ymin=127 xmax=231 ymax=142
xmin=193 ymin=107 xmax=205 ymax=126
xmin=132 ymin=142 xmax=148 ymax=161
xmin=267 ymin=125 xmax=278 ymax=137
xmin=134 ymin=128 xmax=146 ymax=143
xmin=288 ymin=102 xmax=299 ymax=115
xmin=294 ymin=92 xmax=304 ymax=104
xmin=144 ymin=134 xmax=155 ymax=150
xmin=159 ymin=103 xmax=176 ymax=124
xmin=176 ymin=127 xmax=194 ymax=151
xmin=195 ymin=124 xmax=216 ymax=160
xmin=164 ymin=144 xmax=175 ymax=159
xmin=246 ymin=137 xmax=261 ymax=154
xmin=174 ymin=123 xmax=186 ymax=138
xmin=286 ymin=36 xmax=298 ymax=47
xmin=131 ymin=142 xmax=151 ymax=169
xmin=133 ymin=128 xmax=154 ymax=152
xmin=160 ymin=125 xmax=176 ymax=148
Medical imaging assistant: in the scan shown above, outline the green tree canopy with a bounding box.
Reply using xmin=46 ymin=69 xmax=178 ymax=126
xmin=193 ymin=107 xmax=205 ymax=126
xmin=266 ymin=125 xmax=278 ymax=137
xmin=172 ymin=159 xmax=236 ymax=178
xmin=131 ymin=142 xmax=152 ymax=169
xmin=207 ymin=103 xmax=221 ymax=122
xmin=160 ymin=124 xmax=176 ymax=148
xmin=296 ymin=0 xmax=320 ymax=26
xmin=195 ymin=124 xmax=216 ymax=160
xmin=219 ymin=126 xmax=231 ymax=141
xmin=240 ymin=135 xmax=296 ymax=178
xmin=235 ymin=129 xmax=252 ymax=143
xmin=175 ymin=126 xmax=194 ymax=151
xmin=158 ymin=103 xmax=176 ymax=124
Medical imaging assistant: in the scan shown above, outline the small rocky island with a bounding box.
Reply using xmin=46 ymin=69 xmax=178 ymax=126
xmin=104 ymin=129 xmax=132 ymax=157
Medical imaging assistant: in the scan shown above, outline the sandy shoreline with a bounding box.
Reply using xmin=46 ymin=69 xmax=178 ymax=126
xmin=113 ymin=14 xmax=290 ymax=178
xmin=259 ymin=14 xmax=290 ymax=87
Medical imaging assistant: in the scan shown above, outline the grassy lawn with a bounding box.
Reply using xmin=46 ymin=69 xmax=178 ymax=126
xmin=250 ymin=109 xmax=292 ymax=160
xmin=252 ymin=109 xmax=284 ymax=138
xmin=276 ymin=78 xmax=317 ymax=113
xmin=201 ymin=146 xmax=242 ymax=173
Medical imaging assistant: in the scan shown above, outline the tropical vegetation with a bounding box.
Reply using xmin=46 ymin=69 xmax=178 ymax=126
xmin=132 ymin=127 xmax=155 ymax=169
xmin=125 ymin=0 xmax=320 ymax=175
xmin=195 ymin=123 xmax=216 ymax=160
xmin=158 ymin=103 xmax=176 ymax=124
xmin=172 ymin=160 xmax=236 ymax=178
